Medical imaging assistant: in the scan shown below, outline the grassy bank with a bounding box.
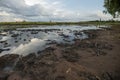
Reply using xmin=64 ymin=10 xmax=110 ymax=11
xmin=0 ymin=21 xmax=120 ymax=25
xmin=0 ymin=21 xmax=120 ymax=30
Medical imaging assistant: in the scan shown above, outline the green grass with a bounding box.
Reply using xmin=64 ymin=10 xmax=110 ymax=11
xmin=0 ymin=22 xmax=79 ymax=25
xmin=0 ymin=21 xmax=120 ymax=30
xmin=0 ymin=21 xmax=120 ymax=25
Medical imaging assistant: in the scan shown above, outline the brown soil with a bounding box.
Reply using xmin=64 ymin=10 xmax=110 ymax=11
xmin=0 ymin=25 xmax=120 ymax=80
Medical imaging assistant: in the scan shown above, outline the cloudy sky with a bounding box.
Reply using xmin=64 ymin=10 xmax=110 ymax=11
xmin=0 ymin=0 xmax=113 ymax=22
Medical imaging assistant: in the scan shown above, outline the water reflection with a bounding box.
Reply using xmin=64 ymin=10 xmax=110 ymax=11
xmin=0 ymin=25 xmax=100 ymax=56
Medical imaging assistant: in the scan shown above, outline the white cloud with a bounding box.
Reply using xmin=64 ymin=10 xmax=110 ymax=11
xmin=0 ymin=0 xmax=66 ymax=21
xmin=0 ymin=0 xmax=114 ymax=22
xmin=14 ymin=18 xmax=24 ymax=22
xmin=25 ymin=0 xmax=42 ymax=6
xmin=0 ymin=16 xmax=23 ymax=22
xmin=95 ymin=11 xmax=112 ymax=20
xmin=0 ymin=11 xmax=10 ymax=16
xmin=12 ymin=38 xmax=46 ymax=56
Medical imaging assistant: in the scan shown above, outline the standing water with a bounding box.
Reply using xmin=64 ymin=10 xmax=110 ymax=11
xmin=0 ymin=25 xmax=101 ymax=57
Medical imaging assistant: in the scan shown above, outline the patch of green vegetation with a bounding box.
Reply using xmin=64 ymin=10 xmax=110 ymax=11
xmin=0 ymin=21 xmax=120 ymax=30
xmin=0 ymin=20 xmax=120 ymax=25
xmin=0 ymin=22 xmax=79 ymax=25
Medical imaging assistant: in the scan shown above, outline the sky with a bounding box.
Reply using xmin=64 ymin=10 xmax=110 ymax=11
xmin=0 ymin=0 xmax=114 ymax=22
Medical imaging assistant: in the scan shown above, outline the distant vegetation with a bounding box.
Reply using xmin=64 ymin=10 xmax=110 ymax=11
xmin=0 ymin=22 xmax=79 ymax=25
xmin=0 ymin=20 xmax=120 ymax=26
xmin=0 ymin=21 xmax=120 ymax=30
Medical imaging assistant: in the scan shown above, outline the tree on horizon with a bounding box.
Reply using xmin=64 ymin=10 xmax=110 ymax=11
xmin=104 ymin=0 xmax=120 ymax=18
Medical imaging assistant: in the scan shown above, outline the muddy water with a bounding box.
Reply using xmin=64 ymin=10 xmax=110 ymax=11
xmin=0 ymin=25 xmax=101 ymax=57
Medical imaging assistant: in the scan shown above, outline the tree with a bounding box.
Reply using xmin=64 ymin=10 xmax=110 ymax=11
xmin=104 ymin=0 xmax=120 ymax=18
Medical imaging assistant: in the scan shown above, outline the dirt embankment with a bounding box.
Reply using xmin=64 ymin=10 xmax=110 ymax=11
xmin=0 ymin=26 xmax=120 ymax=80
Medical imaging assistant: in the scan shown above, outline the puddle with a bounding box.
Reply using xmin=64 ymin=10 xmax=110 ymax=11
xmin=0 ymin=25 xmax=101 ymax=57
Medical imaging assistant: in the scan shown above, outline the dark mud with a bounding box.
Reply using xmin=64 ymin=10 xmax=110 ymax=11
xmin=0 ymin=26 xmax=120 ymax=80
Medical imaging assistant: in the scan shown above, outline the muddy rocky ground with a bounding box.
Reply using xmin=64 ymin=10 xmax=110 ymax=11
xmin=0 ymin=25 xmax=120 ymax=80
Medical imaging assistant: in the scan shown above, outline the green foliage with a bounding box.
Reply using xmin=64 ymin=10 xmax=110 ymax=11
xmin=104 ymin=0 xmax=120 ymax=18
xmin=0 ymin=21 xmax=120 ymax=30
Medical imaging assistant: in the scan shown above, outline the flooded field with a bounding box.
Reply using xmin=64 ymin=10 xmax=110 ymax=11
xmin=0 ymin=25 xmax=101 ymax=56
xmin=0 ymin=25 xmax=120 ymax=80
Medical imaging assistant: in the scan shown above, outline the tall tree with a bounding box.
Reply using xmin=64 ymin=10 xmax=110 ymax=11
xmin=104 ymin=0 xmax=120 ymax=18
